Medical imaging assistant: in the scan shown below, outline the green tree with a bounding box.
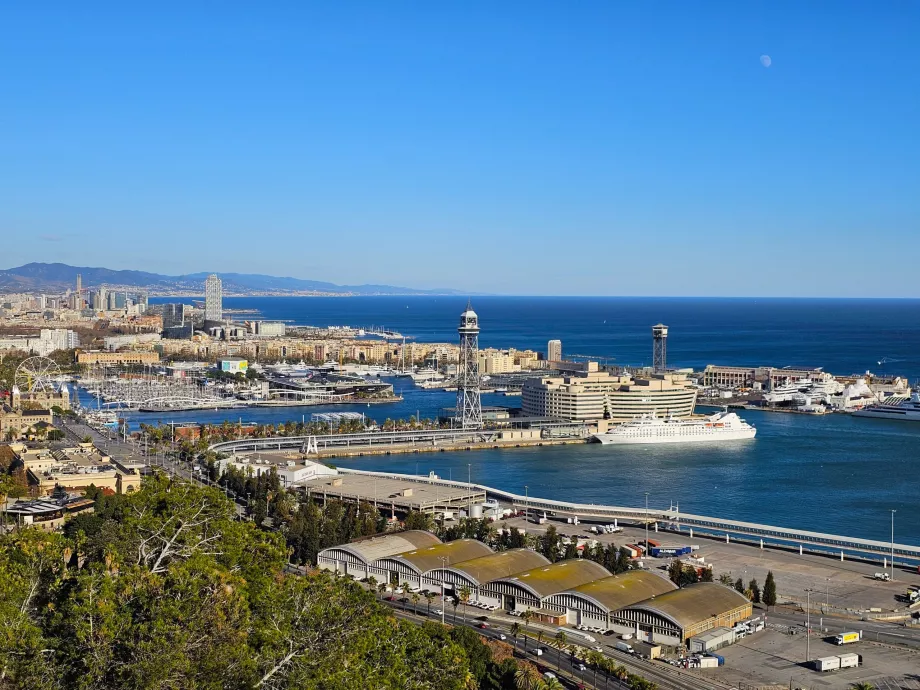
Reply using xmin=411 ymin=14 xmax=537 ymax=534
xmin=718 ymin=572 xmax=733 ymax=586
xmin=667 ymin=559 xmax=683 ymax=586
xmin=459 ymin=584 xmax=472 ymax=622
xmin=749 ymin=578 xmax=761 ymax=604
xmin=734 ymin=577 xmax=745 ymax=594
xmin=700 ymin=567 xmax=714 ymax=582
xmin=763 ymin=571 xmax=777 ymax=607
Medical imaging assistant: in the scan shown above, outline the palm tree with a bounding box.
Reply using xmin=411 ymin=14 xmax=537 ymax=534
xmin=514 ymin=666 xmax=540 ymax=690
xmin=401 ymin=582 xmax=412 ymax=611
xmin=510 ymin=622 xmax=521 ymax=650
xmin=411 ymin=590 xmax=420 ymax=615
xmin=377 ymin=582 xmax=388 ymax=600
xmin=367 ymin=575 xmax=378 ymax=597
xmin=458 ymin=585 xmax=472 ymax=622
xmin=850 ymin=684 xmax=876 ymax=690
xmin=521 ymin=610 xmax=534 ymax=652
xmin=542 ymin=677 xmax=564 ymax=690
xmin=424 ymin=591 xmax=435 ymax=615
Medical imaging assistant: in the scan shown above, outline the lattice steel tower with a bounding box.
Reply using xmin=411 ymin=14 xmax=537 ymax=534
xmin=652 ymin=323 xmax=668 ymax=373
xmin=456 ymin=301 xmax=483 ymax=429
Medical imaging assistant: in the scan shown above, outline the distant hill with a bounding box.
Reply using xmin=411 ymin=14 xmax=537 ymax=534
xmin=0 ymin=263 xmax=463 ymax=296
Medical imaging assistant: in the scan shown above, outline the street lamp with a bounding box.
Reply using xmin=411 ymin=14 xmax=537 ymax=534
xmin=805 ymin=589 xmax=811 ymax=663
xmin=524 ymin=485 xmax=529 ymax=524
xmin=891 ymin=509 xmax=896 ymax=582
xmin=644 ymin=492 xmax=650 ymax=557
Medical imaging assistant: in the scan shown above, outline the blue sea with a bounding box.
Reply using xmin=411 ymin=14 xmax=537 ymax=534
xmin=136 ymin=296 xmax=920 ymax=544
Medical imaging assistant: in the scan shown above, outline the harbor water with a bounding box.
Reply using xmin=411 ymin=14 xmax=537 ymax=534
xmin=130 ymin=296 xmax=920 ymax=544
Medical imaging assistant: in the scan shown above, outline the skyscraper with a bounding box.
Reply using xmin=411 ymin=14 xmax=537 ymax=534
xmin=204 ymin=274 xmax=222 ymax=323
xmin=547 ymin=339 xmax=562 ymax=362
xmin=455 ymin=301 xmax=483 ymax=429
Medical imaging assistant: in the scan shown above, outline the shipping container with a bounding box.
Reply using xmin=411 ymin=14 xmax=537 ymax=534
xmin=837 ymin=653 xmax=859 ymax=669
xmin=650 ymin=546 xmax=692 ymax=557
xmin=813 ymin=657 xmax=841 ymax=672
xmin=698 ymin=657 xmax=719 ymax=668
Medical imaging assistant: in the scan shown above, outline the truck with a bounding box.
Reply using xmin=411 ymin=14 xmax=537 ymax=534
xmin=837 ymin=653 xmax=859 ymax=669
xmin=874 ymin=572 xmax=891 ymax=581
xmin=813 ymin=656 xmax=841 ymax=672
xmin=614 ymin=641 xmax=634 ymax=654
xmin=834 ymin=631 xmax=861 ymax=645
xmin=650 ymin=546 xmax=693 ymax=558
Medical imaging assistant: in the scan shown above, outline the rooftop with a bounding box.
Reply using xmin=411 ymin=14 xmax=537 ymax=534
xmin=433 ymin=548 xmax=550 ymax=585
xmin=558 ymin=570 xmax=677 ymax=612
xmin=621 ymin=582 xmax=751 ymax=628
xmin=328 ymin=530 xmax=442 ymax=565
xmin=382 ymin=539 xmax=493 ymax=574
xmin=492 ymin=559 xmax=611 ymax=599
xmin=302 ymin=473 xmax=485 ymax=512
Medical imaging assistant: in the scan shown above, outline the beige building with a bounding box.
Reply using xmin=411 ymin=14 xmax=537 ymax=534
xmin=78 ymin=350 xmax=160 ymax=366
xmin=547 ymin=339 xmax=562 ymax=363
xmin=702 ymin=365 xmax=834 ymax=389
xmin=1 ymin=405 xmax=53 ymax=438
xmin=522 ymin=369 xmax=697 ymax=424
xmin=19 ymin=443 xmax=142 ymax=496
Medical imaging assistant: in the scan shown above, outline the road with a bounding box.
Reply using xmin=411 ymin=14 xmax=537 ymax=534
xmin=382 ymin=598 xmax=732 ymax=690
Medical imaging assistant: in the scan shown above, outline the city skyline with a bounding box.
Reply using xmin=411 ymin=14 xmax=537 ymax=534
xmin=2 ymin=3 xmax=919 ymax=297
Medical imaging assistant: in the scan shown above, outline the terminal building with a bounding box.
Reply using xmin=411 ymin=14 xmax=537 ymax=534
xmin=484 ymin=559 xmax=612 ymax=614
xmin=372 ymin=539 xmax=493 ymax=589
xmin=522 ymin=370 xmax=697 ymax=424
xmin=702 ymin=365 xmax=834 ymax=390
xmin=423 ymin=549 xmax=550 ymax=603
xmin=317 ymin=530 xmax=442 ymax=580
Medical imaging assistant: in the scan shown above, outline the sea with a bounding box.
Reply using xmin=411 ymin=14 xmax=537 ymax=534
xmin=121 ymin=296 xmax=920 ymax=545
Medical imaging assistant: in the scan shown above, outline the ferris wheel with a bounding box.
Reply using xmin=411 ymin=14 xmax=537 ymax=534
xmin=15 ymin=356 xmax=62 ymax=394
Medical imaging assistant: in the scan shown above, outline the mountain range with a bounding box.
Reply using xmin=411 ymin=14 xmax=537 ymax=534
xmin=0 ymin=263 xmax=462 ymax=296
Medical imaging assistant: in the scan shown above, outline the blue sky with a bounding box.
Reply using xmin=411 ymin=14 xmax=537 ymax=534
xmin=2 ymin=2 xmax=918 ymax=296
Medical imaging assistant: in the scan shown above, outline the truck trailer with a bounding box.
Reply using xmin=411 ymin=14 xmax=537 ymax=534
xmin=834 ymin=631 xmax=862 ymax=645
xmin=813 ymin=656 xmax=841 ymax=672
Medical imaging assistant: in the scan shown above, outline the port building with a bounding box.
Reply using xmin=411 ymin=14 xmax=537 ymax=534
xmin=423 ymin=549 xmax=550 ymax=604
xmin=372 ymin=539 xmax=493 ymax=589
xmin=522 ymin=371 xmax=697 ymax=424
xmin=611 ymin=582 xmax=752 ymax=646
xmin=543 ymin=570 xmax=678 ymax=629
xmin=483 ymin=559 xmax=612 ymax=612
xmin=317 ymin=530 xmax=442 ymax=579
xmin=702 ymin=365 xmax=834 ymax=389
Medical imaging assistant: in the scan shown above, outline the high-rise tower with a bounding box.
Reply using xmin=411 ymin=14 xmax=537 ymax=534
xmin=205 ymin=274 xmax=223 ymax=323
xmin=652 ymin=324 xmax=668 ymax=373
xmin=547 ymin=339 xmax=562 ymax=362
xmin=456 ymin=301 xmax=483 ymax=429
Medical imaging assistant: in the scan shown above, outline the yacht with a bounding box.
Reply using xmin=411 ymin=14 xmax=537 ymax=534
xmin=763 ymin=379 xmax=813 ymax=404
xmin=852 ymin=392 xmax=920 ymax=421
xmin=593 ymin=410 xmax=756 ymax=445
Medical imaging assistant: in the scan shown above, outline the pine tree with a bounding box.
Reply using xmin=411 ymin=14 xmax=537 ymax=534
xmin=734 ymin=577 xmax=745 ymax=594
xmin=763 ymin=571 xmax=777 ymax=606
xmin=749 ymin=578 xmax=761 ymax=604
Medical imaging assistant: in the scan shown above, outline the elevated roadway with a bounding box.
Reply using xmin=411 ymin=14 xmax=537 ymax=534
xmin=329 ymin=469 xmax=920 ymax=570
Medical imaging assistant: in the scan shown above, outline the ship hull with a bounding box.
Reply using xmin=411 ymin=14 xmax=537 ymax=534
xmin=592 ymin=429 xmax=757 ymax=445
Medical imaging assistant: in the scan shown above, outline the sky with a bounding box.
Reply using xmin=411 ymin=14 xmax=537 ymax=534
xmin=2 ymin=2 xmax=919 ymax=297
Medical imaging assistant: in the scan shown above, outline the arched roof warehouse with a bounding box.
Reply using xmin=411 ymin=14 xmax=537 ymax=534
xmin=426 ymin=549 xmax=550 ymax=587
xmin=546 ymin=570 xmax=677 ymax=613
xmin=319 ymin=530 xmax=441 ymax=566
xmin=374 ymin=539 xmax=493 ymax=577
xmin=489 ymin=559 xmax=611 ymax=600
xmin=615 ymin=582 xmax=753 ymax=641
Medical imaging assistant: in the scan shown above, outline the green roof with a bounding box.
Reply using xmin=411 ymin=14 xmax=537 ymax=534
xmin=493 ymin=559 xmax=611 ymax=599
xmin=622 ymin=582 xmax=751 ymax=628
xmin=554 ymin=571 xmax=677 ymax=612
xmin=327 ymin=530 xmax=442 ymax=564
xmin=438 ymin=549 xmax=550 ymax=585
xmin=385 ymin=539 xmax=493 ymax=574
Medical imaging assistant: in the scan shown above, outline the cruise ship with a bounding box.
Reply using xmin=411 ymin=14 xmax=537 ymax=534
xmin=592 ymin=410 xmax=757 ymax=445
xmin=851 ymin=392 xmax=920 ymax=421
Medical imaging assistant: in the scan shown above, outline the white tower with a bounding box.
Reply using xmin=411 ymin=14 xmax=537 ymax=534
xmin=456 ymin=301 xmax=483 ymax=429
xmin=205 ymin=274 xmax=223 ymax=322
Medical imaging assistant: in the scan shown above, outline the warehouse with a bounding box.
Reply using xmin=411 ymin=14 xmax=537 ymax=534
xmin=613 ymin=582 xmax=752 ymax=646
xmin=317 ymin=530 xmax=441 ymax=579
xmin=485 ymin=559 xmax=612 ymax=613
xmin=422 ymin=548 xmax=550 ymax=605
xmin=543 ymin=570 xmax=678 ymax=630
xmin=372 ymin=539 xmax=493 ymax=590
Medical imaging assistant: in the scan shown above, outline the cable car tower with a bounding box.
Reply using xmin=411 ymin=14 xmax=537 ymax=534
xmin=456 ymin=301 xmax=483 ymax=429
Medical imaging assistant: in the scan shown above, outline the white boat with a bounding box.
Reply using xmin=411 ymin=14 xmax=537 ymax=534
xmin=763 ymin=379 xmax=813 ymax=404
xmin=852 ymin=392 xmax=920 ymax=421
xmin=592 ymin=410 xmax=756 ymax=445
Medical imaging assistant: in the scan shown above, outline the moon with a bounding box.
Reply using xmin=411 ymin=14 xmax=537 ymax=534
xmin=760 ymin=54 xmax=772 ymax=68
